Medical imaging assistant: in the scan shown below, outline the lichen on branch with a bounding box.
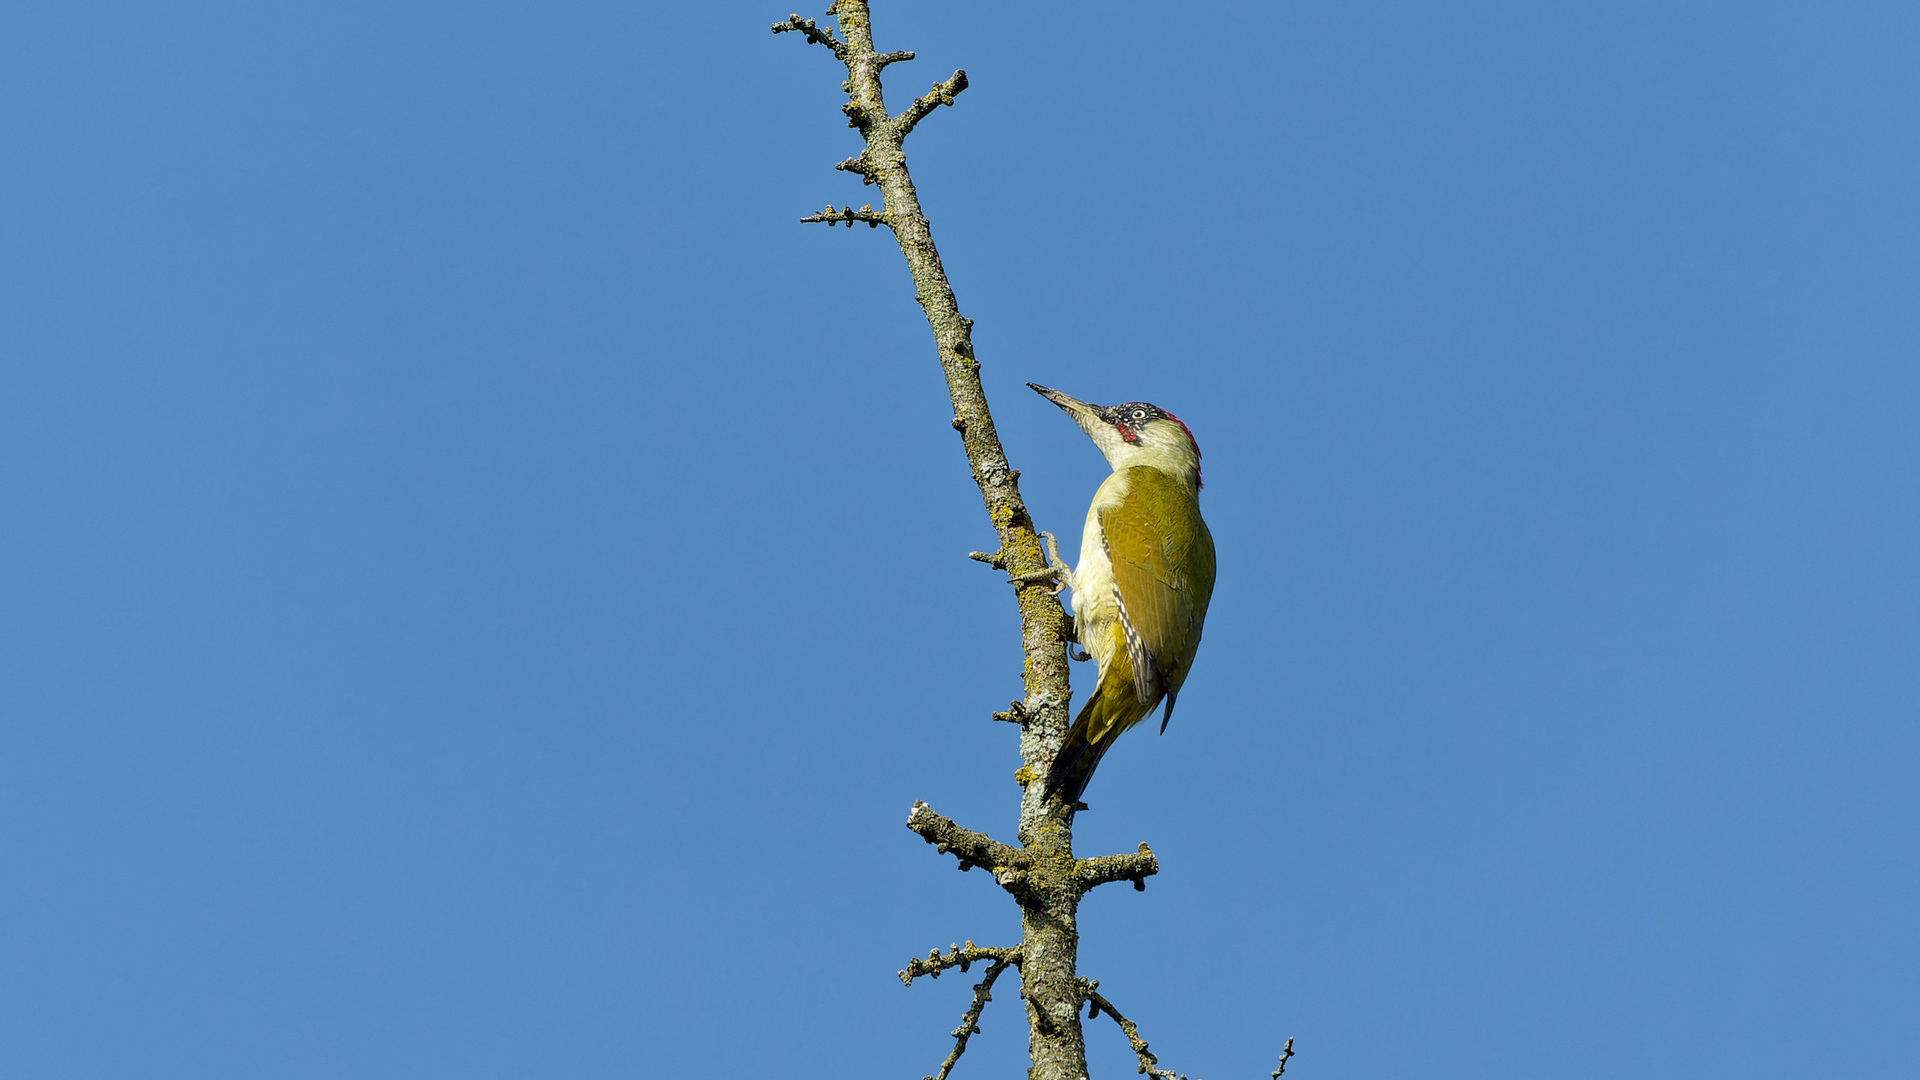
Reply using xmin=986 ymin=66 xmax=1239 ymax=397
xmin=905 ymin=800 xmax=1027 ymax=874
xmin=1075 ymin=842 xmax=1159 ymax=895
xmin=898 ymin=941 xmax=1021 ymax=987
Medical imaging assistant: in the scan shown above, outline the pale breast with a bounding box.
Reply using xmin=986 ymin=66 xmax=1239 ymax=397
xmin=1070 ymin=469 xmax=1132 ymax=675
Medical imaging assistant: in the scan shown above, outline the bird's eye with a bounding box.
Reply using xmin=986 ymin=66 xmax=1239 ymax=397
xmin=1132 ymin=409 xmax=1148 ymax=420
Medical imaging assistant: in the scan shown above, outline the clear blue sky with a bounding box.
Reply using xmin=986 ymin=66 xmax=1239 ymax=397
xmin=2 ymin=2 xmax=1915 ymax=1077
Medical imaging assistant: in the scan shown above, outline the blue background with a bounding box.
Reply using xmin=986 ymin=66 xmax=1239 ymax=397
xmin=2 ymin=1 xmax=1915 ymax=1077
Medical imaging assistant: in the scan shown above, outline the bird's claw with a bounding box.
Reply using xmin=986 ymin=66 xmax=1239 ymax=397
xmin=1008 ymin=531 xmax=1074 ymax=595
xmin=1008 ymin=565 xmax=1069 ymax=595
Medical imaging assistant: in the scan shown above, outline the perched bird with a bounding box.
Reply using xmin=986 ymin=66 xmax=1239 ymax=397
xmin=1028 ymin=383 xmax=1216 ymax=806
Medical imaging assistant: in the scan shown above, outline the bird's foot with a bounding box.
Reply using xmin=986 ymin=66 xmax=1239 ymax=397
xmin=1009 ymin=568 xmax=1070 ymax=595
xmin=1007 ymin=531 xmax=1074 ymax=596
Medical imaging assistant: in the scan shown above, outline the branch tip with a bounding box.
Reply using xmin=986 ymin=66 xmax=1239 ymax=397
xmin=1075 ymin=843 xmax=1160 ymax=895
xmin=833 ymin=155 xmax=877 ymax=185
xmin=1079 ymin=982 xmax=1198 ymax=1080
xmin=771 ymin=13 xmax=849 ymax=61
xmin=1272 ymin=1037 xmax=1296 ymax=1079
xmin=895 ymin=69 xmax=970 ymax=136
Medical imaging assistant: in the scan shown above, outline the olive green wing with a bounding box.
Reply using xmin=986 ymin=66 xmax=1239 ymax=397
xmin=1099 ymin=467 xmax=1217 ymax=725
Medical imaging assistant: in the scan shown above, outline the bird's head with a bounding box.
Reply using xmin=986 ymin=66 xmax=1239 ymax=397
xmin=1027 ymin=383 xmax=1202 ymax=490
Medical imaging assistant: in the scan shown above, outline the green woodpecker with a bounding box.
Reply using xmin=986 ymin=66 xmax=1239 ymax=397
xmin=1028 ymin=383 xmax=1216 ymax=805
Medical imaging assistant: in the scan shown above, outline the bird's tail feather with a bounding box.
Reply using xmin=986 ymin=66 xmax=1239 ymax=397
xmin=1042 ymin=697 xmax=1121 ymax=806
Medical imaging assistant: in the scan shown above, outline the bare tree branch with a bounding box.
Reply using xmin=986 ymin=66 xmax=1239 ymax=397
xmin=895 ymin=70 xmax=969 ymax=137
xmin=1075 ymin=842 xmax=1159 ymax=895
xmin=898 ymin=940 xmax=1021 ymax=986
xmin=774 ymin=5 xmax=1071 ymax=678
xmin=907 ymin=800 xmax=1028 ymax=873
xmin=799 ymin=203 xmax=890 ymax=227
xmin=833 ymin=154 xmax=876 ymax=183
xmin=769 ymin=13 xmax=847 ymax=60
xmin=927 ymin=955 xmax=1017 ymax=1080
xmin=1082 ymin=982 xmax=1296 ymax=1080
xmin=1272 ymin=1037 xmax=1296 ymax=1079
xmin=1079 ymin=981 xmax=1196 ymax=1080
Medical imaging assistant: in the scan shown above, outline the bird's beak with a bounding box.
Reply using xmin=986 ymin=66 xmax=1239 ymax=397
xmin=1027 ymin=382 xmax=1103 ymax=423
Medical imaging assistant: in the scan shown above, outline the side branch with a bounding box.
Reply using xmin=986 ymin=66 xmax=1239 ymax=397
xmin=800 ymin=203 xmax=891 ymax=228
xmin=1075 ymin=842 xmax=1159 ymax=895
xmin=1082 ymin=982 xmax=1297 ymax=1080
xmin=928 ymin=955 xmax=1017 ymax=1080
xmin=1079 ymin=982 xmax=1196 ymax=1080
xmin=834 ymin=155 xmax=876 ymax=184
xmin=770 ymin=13 xmax=848 ymax=60
xmin=899 ymin=941 xmax=1021 ymax=986
xmin=896 ymin=70 xmax=969 ymax=136
xmin=907 ymin=800 xmax=1027 ymax=872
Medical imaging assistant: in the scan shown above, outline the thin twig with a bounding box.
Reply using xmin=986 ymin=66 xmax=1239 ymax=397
xmin=769 ymin=13 xmax=848 ymax=60
xmin=799 ymin=204 xmax=890 ymax=227
xmin=1271 ymin=1037 xmax=1296 ymax=1079
xmin=1080 ymin=982 xmax=1197 ymax=1080
xmin=927 ymin=955 xmax=1017 ymax=1080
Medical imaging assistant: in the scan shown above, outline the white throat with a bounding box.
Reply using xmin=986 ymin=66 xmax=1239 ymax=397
xmin=1076 ymin=416 xmax=1201 ymax=490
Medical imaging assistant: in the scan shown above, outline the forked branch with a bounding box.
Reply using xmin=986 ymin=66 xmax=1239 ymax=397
xmin=770 ymin=13 xmax=847 ymax=59
xmin=927 ymin=955 xmax=1017 ymax=1080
